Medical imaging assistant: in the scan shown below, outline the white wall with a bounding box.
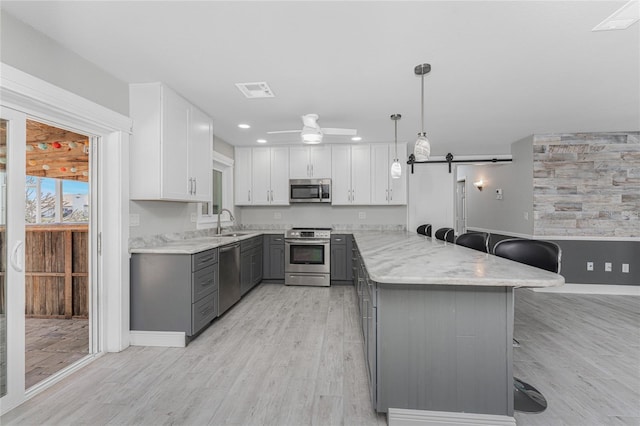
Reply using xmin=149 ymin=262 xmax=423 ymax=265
xmin=238 ymin=204 xmax=406 ymax=228
xmin=0 ymin=11 xmax=129 ymax=116
xmin=407 ymin=163 xmax=456 ymax=233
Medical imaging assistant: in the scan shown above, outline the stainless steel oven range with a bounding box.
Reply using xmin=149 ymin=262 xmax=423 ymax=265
xmin=284 ymin=227 xmax=331 ymax=287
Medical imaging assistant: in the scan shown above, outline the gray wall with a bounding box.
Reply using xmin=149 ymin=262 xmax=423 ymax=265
xmin=0 ymin=11 xmax=129 ymax=116
xmin=457 ymin=136 xmax=533 ymax=236
xmin=213 ymin=136 xmax=234 ymax=160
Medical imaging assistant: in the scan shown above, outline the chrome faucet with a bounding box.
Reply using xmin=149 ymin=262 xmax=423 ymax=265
xmin=217 ymin=208 xmax=235 ymax=235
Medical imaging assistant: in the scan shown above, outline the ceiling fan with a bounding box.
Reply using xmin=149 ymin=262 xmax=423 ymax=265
xmin=267 ymin=114 xmax=357 ymax=144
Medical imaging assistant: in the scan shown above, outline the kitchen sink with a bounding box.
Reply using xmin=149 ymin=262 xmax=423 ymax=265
xmin=219 ymin=232 xmax=249 ymax=237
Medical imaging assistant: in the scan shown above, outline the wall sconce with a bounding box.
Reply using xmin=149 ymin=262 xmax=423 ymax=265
xmin=473 ymin=179 xmax=484 ymax=191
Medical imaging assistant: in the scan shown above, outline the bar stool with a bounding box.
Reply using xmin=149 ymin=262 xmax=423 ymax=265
xmin=455 ymin=232 xmax=490 ymax=253
xmin=416 ymin=224 xmax=432 ymax=237
xmin=434 ymin=227 xmax=454 ymax=243
xmin=494 ymin=238 xmax=562 ymax=413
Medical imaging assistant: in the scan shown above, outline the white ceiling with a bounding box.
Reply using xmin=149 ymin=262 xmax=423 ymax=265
xmin=3 ymin=1 xmax=639 ymax=156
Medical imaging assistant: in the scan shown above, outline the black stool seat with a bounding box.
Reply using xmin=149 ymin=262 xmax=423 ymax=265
xmin=434 ymin=227 xmax=454 ymax=243
xmin=455 ymin=232 xmax=490 ymax=253
xmin=416 ymin=224 xmax=432 ymax=237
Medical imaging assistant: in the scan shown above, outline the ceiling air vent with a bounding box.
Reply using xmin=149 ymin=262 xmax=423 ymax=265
xmin=235 ymin=82 xmax=275 ymax=98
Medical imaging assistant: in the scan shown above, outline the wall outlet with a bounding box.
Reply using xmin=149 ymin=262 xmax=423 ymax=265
xmin=496 ymin=188 xmax=503 ymax=200
xmin=358 ymin=211 xmax=366 ymax=220
xmin=523 ymin=211 xmax=529 ymax=220
xmin=586 ymin=261 xmax=594 ymax=271
xmin=129 ymin=214 xmax=140 ymax=227
xmin=622 ymin=263 xmax=630 ymax=273
xmin=274 ymin=212 xmax=282 ymax=219
xmin=190 ymin=213 xmax=197 ymax=223
xmin=604 ymin=262 xmax=612 ymax=272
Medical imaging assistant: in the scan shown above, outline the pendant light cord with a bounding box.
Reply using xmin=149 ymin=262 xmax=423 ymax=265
xmin=420 ymin=70 xmax=425 ymax=135
xmin=394 ymin=118 xmax=398 ymax=159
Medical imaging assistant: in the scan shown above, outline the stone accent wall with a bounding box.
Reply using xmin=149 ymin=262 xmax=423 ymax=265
xmin=533 ymin=132 xmax=640 ymax=237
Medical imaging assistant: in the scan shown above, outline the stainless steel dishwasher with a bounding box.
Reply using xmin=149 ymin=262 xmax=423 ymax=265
xmin=218 ymin=243 xmax=241 ymax=315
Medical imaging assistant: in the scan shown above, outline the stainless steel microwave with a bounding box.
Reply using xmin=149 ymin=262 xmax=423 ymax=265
xmin=289 ymin=179 xmax=331 ymax=203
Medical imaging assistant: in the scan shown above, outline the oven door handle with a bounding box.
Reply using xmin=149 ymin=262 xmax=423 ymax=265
xmin=285 ymin=239 xmax=330 ymax=245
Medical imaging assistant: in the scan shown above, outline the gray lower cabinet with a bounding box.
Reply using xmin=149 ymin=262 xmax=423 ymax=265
xmin=263 ymin=234 xmax=285 ymax=280
xmin=130 ymin=248 xmax=219 ymax=337
xmin=240 ymin=235 xmax=263 ymax=295
xmin=330 ymin=234 xmax=352 ymax=282
xmin=353 ymin=242 xmax=514 ymax=415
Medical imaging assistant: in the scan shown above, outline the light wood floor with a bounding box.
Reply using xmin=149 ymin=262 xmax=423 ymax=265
xmin=2 ymin=284 xmax=638 ymax=425
xmin=513 ymin=289 xmax=640 ymax=426
xmin=25 ymin=318 xmax=89 ymax=389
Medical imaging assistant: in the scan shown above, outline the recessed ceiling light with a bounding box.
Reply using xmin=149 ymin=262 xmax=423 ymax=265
xmin=593 ymin=0 xmax=639 ymax=31
xmin=238 ymin=123 xmax=250 ymax=129
xmin=257 ymin=139 xmax=267 ymax=144
xmin=351 ymin=136 xmax=362 ymax=141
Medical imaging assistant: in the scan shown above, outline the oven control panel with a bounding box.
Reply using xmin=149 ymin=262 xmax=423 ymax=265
xmin=286 ymin=229 xmax=331 ymax=239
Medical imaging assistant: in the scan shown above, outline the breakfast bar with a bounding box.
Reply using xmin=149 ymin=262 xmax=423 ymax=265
xmin=351 ymin=231 xmax=564 ymax=419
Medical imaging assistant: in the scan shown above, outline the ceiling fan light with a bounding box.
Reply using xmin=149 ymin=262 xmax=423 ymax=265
xmin=391 ymin=159 xmax=402 ymax=179
xmin=414 ymin=133 xmax=431 ymax=161
xmin=301 ymin=126 xmax=323 ymax=144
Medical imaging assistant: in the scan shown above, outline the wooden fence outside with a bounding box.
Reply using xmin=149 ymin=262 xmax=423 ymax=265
xmin=25 ymin=224 xmax=88 ymax=319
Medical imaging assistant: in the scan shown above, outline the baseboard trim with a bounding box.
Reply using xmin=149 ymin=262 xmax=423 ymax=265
xmin=129 ymin=330 xmax=186 ymax=347
xmin=388 ymin=408 xmax=516 ymax=426
xmin=532 ymin=283 xmax=639 ymax=296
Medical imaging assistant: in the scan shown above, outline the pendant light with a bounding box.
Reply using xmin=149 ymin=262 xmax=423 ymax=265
xmin=390 ymin=114 xmax=402 ymax=179
xmin=414 ymin=63 xmax=431 ymax=161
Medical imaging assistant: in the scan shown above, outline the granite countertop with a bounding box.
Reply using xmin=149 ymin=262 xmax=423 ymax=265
xmin=352 ymin=231 xmax=565 ymax=288
xmin=129 ymin=230 xmax=284 ymax=254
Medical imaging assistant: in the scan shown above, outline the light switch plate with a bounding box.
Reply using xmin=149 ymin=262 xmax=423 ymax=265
xmin=622 ymin=263 xmax=630 ymax=273
xmin=274 ymin=212 xmax=282 ymax=219
xmin=605 ymin=262 xmax=612 ymax=272
xmin=129 ymin=214 xmax=140 ymax=227
xmin=587 ymin=262 xmax=594 ymax=271
xmin=358 ymin=211 xmax=366 ymax=219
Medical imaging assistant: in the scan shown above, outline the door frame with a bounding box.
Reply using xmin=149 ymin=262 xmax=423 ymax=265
xmin=0 ymin=63 xmax=132 ymax=414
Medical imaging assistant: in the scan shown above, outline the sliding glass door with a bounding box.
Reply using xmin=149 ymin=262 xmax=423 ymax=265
xmin=0 ymin=107 xmax=27 ymax=413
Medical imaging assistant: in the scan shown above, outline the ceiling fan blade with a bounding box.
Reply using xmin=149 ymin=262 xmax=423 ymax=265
xmin=321 ymin=128 xmax=357 ymax=136
xmin=266 ymin=130 xmax=301 ymax=134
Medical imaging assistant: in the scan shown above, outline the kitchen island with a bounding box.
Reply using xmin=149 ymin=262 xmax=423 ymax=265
xmin=350 ymin=231 xmax=564 ymax=421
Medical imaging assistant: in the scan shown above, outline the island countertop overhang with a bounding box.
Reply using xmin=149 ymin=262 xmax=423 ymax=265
xmin=352 ymin=230 xmax=564 ymax=288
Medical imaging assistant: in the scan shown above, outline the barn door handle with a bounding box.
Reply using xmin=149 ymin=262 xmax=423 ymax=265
xmin=10 ymin=240 xmax=24 ymax=272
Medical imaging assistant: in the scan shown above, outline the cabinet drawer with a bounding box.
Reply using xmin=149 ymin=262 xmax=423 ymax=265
xmin=242 ymin=235 xmax=264 ymax=252
xmin=192 ymin=264 xmax=218 ymax=302
xmin=331 ymin=234 xmax=348 ymax=245
xmin=192 ymin=248 xmax=218 ymax=271
xmin=192 ymin=291 xmax=218 ymax=335
xmin=266 ymin=234 xmax=285 ymax=245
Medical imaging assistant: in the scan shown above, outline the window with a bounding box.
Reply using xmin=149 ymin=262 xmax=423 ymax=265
xmin=25 ymin=176 xmax=89 ymax=224
xmin=198 ymin=152 xmax=234 ymax=229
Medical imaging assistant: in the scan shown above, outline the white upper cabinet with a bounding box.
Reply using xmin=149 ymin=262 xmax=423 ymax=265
xmin=331 ymin=144 xmax=371 ymax=205
xmin=234 ymin=147 xmax=253 ymax=205
xmin=289 ymin=145 xmax=332 ymax=179
xmin=235 ymin=146 xmax=289 ymax=206
xmin=130 ymin=82 xmax=213 ymax=202
xmin=371 ymin=143 xmax=407 ymax=205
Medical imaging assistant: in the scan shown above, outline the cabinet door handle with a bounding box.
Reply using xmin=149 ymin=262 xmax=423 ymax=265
xmin=271 ymin=190 xmax=274 ymax=202
xmin=385 ymin=189 xmax=388 ymax=201
xmin=352 ymin=189 xmax=355 ymax=202
xmin=311 ymin=164 xmax=314 ymax=176
xmin=390 ymin=188 xmax=393 ymax=201
xmin=307 ymin=164 xmax=310 ymax=177
xmin=194 ymin=178 xmax=197 ymax=195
